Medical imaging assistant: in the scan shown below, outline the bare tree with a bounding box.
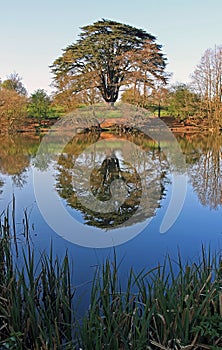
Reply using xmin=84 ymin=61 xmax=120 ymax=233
xmin=192 ymin=45 xmax=222 ymax=127
xmin=1 ymin=72 xmax=27 ymax=96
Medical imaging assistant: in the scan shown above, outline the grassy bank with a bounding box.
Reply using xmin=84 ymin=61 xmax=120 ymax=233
xmin=1 ymin=205 xmax=222 ymax=349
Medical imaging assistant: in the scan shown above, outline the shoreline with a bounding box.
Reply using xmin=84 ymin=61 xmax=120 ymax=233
xmin=0 ymin=115 xmax=213 ymax=135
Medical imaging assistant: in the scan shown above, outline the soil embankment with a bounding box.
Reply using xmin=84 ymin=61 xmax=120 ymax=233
xmin=14 ymin=115 xmax=203 ymax=134
xmin=100 ymin=116 xmax=202 ymax=133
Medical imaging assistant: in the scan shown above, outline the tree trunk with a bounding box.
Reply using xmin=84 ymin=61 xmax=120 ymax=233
xmin=107 ymin=101 xmax=115 ymax=109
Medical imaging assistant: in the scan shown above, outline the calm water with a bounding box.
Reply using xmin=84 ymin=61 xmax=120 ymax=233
xmin=1 ymin=130 xmax=222 ymax=296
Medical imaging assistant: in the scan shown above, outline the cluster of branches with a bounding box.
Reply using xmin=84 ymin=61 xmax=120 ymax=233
xmin=0 ymin=73 xmax=27 ymax=133
xmin=51 ymin=19 xmax=168 ymax=107
xmin=192 ymin=45 xmax=222 ymax=125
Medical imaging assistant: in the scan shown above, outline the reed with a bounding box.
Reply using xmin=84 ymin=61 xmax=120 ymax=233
xmin=0 ymin=203 xmax=222 ymax=349
xmin=0 ymin=205 xmax=75 ymax=349
xmin=80 ymin=251 xmax=222 ymax=349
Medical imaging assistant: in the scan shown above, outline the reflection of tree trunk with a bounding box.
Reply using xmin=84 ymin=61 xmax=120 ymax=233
xmin=101 ymin=155 xmax=121 ymax=185
xmin=107 ymin=101 xmax=115 ymax=109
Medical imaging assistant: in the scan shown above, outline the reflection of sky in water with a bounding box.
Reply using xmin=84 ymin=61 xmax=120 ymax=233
xmin=0 ymin=132 xmax=222 ymax=313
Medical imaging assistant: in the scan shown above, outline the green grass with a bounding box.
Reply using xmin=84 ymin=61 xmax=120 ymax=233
xmin=1 ymin=202 xmax=222 ymax=349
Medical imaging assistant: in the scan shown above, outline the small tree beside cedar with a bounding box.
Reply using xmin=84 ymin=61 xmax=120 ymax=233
xmin=0 ymin=73 xmax=27 ymax=133
xmin=51 ymin=19 xmax=168 ymax=107
xmin=28 ymin=89 xmax=51 ymax=119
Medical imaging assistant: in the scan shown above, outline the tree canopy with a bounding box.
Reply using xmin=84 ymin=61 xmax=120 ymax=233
xmin=51 ymin=19 xmax=167 ymax=105
xmin=28 ymin=89 xmax=51 ymax=118
xmin=192 ymin=45 xmax=222 ymax=125
xmin=167 ymin=83 xmax=200 ymax=120
xmin=0 ymin=88 xmax=27 ymax=133
xmin=0 ymin=72 xmax=27 ymax=96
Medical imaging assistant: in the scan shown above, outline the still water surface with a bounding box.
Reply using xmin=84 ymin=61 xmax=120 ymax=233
xmin=0 ymin=131 xmax=222 ymax=296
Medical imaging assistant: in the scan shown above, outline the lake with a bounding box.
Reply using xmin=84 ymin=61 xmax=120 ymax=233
xmin=1 ymin=125 xmax=222 ymax=307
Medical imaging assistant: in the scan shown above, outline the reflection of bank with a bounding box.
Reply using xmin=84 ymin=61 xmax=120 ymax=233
xmin=56 ymin=131 xmax=170 ymax=229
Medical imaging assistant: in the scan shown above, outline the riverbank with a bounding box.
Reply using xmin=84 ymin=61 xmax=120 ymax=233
xmin=8 ymin=114 xmax=205 ymax=135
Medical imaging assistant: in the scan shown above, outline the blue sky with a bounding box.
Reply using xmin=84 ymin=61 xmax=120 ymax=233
xmin=1 ymin=0 xmax=221 ymax=95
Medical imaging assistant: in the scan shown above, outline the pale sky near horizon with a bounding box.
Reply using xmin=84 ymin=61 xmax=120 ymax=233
xmin=0 ymin=0 xmax=221 ymax=95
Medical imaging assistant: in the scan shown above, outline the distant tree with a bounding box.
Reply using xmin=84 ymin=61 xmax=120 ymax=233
xmin=0 ymin=88 xmax=27 ymax=133
xmin=192 ymin=45 xmax=222 ymax=126
xmin=78 ymin=87 xmax=103 ymax=106
xmin=52 ymin=86 xmax=102 ymax=113
xmin=28 ymin=89 xmax=51 ymax=118
xmin=51 ymin=19 xmax=167 ymax=107
xmin=121 ymin=87 xmax=143 ymax=106
xmin=52 ymin=90 xmax=81 ymax=113
xmin=145 ymin=82 xmax=169 ymax=116
xmin=167 ymin=83 xmax=200 ymax=120
xmin=121 ymin=82 xmax=169 ymax=116
xmin=1 ymin=72 xmax=27 ymax=96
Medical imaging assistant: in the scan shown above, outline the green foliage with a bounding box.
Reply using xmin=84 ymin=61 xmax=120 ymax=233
xmin=121 ymin=87 xmax=143 ymax=106
xmin=28 ymin=89 xmax=51 ymax=118
xmin=121 ymin=85 xmax=169 ymax=116
xmin=51 ymin=19 xmax=167 ymax=105
xmin=167 ymin=83 xmax=200 ymax=120
xmin=192 ymin=314 xmax=222 ymax=341
xmin=28 ymin=89 xmax=65 ymax=119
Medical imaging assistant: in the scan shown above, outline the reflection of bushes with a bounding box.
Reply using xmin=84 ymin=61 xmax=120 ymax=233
xmin=0 ymin=135 xmax=40 ymax=179
xmin=0 ymin=154 xmax=29 ymax=176
xmin=1 ymin=207 xmax=222 ymax=349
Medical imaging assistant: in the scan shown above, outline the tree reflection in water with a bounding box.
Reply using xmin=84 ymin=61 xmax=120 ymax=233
xmin=0 ymin=178 xmax=3 ymax=196
xmin=176 ymin=132 xmax=222 ymax=209
xmin=56 ymin=131 xmax=170 ymax=229
xmin=0 ymin=135 xmax=40 ymax=188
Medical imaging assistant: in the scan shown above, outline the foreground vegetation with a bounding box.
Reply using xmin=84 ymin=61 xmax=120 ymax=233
xmin=0 ymin=203 xmax=222 ymax=349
